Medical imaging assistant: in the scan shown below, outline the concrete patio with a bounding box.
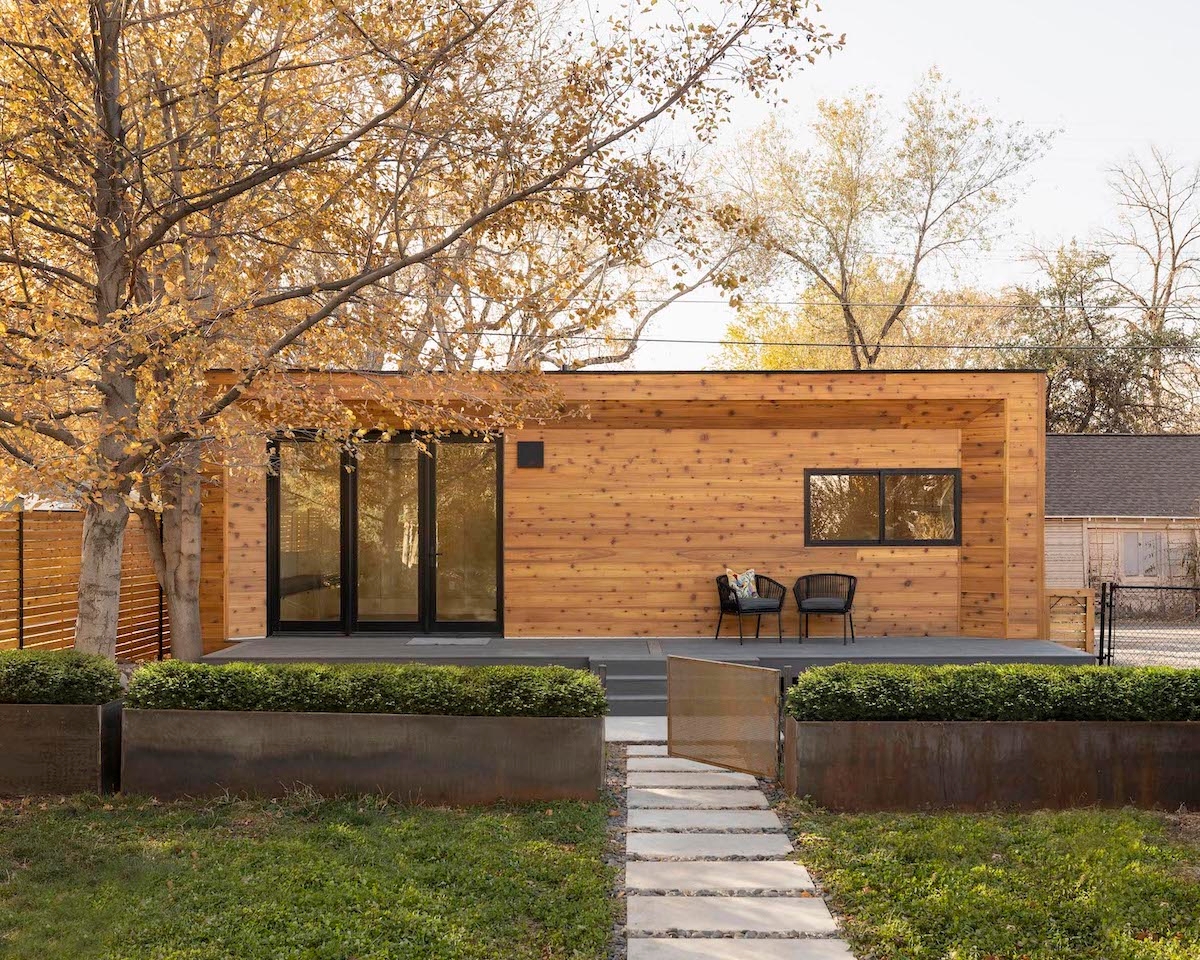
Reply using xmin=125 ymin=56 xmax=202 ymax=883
xmin=207 ymin=635 xmax=1094 ymax=715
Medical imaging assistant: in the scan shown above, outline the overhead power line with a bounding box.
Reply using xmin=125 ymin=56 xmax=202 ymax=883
xmin=492 ymin=331 xmax=1200 ymax=353
xmin=461 ymin=294 xmax=1177 ymax=313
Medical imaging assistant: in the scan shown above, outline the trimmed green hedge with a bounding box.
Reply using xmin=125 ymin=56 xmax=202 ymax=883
xmin=0 ymin=651 xmax=123 ymax=705
xmin=786 ymin=663 xmax=1200 ymax=722
xmin=125 ymin=661 xmax=609 ymax=717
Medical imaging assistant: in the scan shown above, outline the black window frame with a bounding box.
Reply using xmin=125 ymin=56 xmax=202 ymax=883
xmin=266 ymin=431 xmax=504 ymax=636
xmin=803 ymin=468 xmax=962 ymax=547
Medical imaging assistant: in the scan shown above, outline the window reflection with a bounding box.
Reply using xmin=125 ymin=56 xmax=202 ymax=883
xmin=278 ymin=443 xmax=341 ymax=622
xmin=884 ymin=473 xmax=957 ymax=542
xmin=807 ymin=470 xmax=959 ymax=545
xmin=357 ymin=444 xmax=420 ymax=622
xmin=807 ymin=473 xmax=880 ymax=543
xmin=436 ymin=444 xmax=498 ymax=622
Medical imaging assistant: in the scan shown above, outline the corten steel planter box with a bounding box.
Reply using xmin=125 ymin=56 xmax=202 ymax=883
xmin=784 ymin=716 xmax=1200 ymax=811
xmin=0 ymin=701 xmax=121 ymax=796
xmin=121 ymin=709 xmax=605 ymax=804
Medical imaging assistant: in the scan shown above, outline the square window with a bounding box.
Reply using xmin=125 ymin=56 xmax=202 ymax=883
xmin=807 ymin=473 xmax=880 ymax=544
xmin=884 ymin=473 xmax=957 ymax=542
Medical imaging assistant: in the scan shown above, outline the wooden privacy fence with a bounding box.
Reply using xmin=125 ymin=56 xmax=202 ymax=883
xmin=1047 ymin=588 xmax=1095 ymax=655
xmin=0 ymin=510 xmax=169 ymax=660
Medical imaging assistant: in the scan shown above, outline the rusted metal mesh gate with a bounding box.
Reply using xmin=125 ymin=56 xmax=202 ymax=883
xmin=666 ymin=656 xmax=781 ymax=778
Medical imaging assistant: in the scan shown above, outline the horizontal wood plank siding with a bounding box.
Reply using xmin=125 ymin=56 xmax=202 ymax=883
xmin=211 ymin=371 xmax=1046 ymax=643
xmin=503 ymin=427 xmax=962 ymax=638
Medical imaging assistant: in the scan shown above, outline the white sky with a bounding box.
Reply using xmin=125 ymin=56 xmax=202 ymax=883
xmin=621 ymin=0 xmax=1200 ymax=369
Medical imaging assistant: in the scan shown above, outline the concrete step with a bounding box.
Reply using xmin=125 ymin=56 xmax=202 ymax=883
xmin=598 ymin=660 xmax=668 ymax=678
xmin=608 ymin=693 xmax=668 ymax=716
xmin=626 ymin=895 xmax=838 ymax=937
xmin=606 ymin=676 xmax=668 ymax=697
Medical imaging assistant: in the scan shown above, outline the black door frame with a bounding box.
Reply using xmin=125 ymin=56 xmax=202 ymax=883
xmin=267 ymin=433 xmax=503 ymax=636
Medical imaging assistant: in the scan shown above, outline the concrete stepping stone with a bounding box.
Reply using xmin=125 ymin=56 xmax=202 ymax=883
xmin=627 ymin=809 xmax=784 ymax=831
xmin=626 ymin=895 xmax=838 ymax=936
xmin=627 ymin=771 xmax=759 ymax=788
xmin=628 ymin=939 xmax=855 ymax=959
xmin=625 ymin=860 xmax=815 ymax=893
xmin=628 ymin=757 xmax=730 ymax=772
xmin=627 ymin=832 xmax=793 ymax=860
xmin=627 ymin=744 xmax=669 ymax=756
xmin=627 ymin=788 xmax=769 ymax=809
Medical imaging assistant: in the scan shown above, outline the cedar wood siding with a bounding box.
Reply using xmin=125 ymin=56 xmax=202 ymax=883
xmin=200 ymin=371 xmax=1047 ymax=651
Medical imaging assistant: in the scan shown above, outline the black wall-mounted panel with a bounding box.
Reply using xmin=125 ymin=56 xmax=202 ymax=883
xmin=516 ymin=441 xmax=545 ymax=468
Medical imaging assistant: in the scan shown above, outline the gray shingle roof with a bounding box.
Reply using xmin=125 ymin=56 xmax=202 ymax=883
xmin=1046 ymin=435 xmax=1200 ymax=518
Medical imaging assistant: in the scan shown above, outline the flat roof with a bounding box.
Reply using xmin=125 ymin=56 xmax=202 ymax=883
xmin=209 ymin=367 xmax=1047 ymax=376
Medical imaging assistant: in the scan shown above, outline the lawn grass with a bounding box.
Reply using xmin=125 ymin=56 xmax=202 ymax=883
xmin=0 ymin=792 xmax=615 ymax=960
xmin=787 ymin=800 xmax=1200 ymax=960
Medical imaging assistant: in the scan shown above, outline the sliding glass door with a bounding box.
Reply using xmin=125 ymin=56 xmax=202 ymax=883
xmin=356 ymin=443 xmax=421 ymax=626
xmin=276 ymin=443 xmax=343 ymax=627
xmin=435 ymin=443 xmax=500 ymax=625
xmin=269 ymin=436 xmax=501 ymax=634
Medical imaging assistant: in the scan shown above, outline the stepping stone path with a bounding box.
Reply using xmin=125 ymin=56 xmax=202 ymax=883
xmin=623 ymin=742 xmax=854 ymax=959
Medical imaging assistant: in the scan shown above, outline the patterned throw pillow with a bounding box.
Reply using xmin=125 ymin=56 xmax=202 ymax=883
xmin=725 ymin=567 xmax=758 ymax=599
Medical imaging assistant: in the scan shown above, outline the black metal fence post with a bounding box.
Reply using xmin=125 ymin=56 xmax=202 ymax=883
xmin=15 ymin=508 xmax=24 ymax=650
xmin=156 ymin=516 xmax=165 ymax=660
xmin=156 ymin=587 xmax=165 ymax=661
xmin=1097 ymin=582 xmax=1108 ymax=665
xmin=1106 ymin=583 xmax=1116 ymax=665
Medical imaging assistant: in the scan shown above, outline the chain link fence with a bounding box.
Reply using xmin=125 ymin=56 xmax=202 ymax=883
xmin=1098 ymin=583 xmax=1200 ymax=667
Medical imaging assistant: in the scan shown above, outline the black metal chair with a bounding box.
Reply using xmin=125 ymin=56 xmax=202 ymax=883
xmin=793 ymin=574 xmax=857 ymax=645
xmin=715 ymin=574 xmax=786 ymax=644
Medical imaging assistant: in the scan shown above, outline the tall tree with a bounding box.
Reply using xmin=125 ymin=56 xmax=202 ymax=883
xmin=0 ymin=0 xmax=842 ymax=658
xmin=720 ymin=70 xmax=1049 ymax=368
xmin=1101 ymin=148 xmax=1200 ymax=424
xmin=1004 ymin=243 xmax=1198 ymax=432
xmin=714 ymin=285 xmax=1010 ymax=370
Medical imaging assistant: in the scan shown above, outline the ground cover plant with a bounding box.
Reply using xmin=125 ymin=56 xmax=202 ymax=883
xmin=787 ymin=662 xmax=1200 ymax=721
xmin=126 ymin=661 xmax=608 ymax=717
xmin=0 ymin=650 xmax=122 ymax=705
xmin=0 ymin=793 xmax=614 ymax=960
xmin=787 ymin=799 xmax=1200 ymax=960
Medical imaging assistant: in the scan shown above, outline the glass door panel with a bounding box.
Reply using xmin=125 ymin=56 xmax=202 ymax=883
xmin=277 ymin=442 xmax=342 ymax=623
xmin=356 ymin=443 xmax=421 ymax=623
xmin=435 ymin=443 xmax=498 ymax=624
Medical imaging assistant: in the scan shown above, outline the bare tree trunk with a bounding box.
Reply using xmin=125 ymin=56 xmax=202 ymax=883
xmin=74 ymin=495 xmax=130 ymax=657
xmin=162 ymin=449 xmax=205 ymax=661
xmin=138 ymin=444 xmax=206 ymax=661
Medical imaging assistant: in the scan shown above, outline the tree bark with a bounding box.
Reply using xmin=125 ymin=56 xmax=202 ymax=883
xmin=137 ymin=445 xmax=206 ymax=661
xmin=163 ymin=451 xmax=205 ymax=661
xmin=74 ymin=495 xmax=130 ymax=658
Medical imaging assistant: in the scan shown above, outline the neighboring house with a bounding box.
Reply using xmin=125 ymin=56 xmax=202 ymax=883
xmin=197 ymin=370 xmax=1047 ymax=651
xmin=1045 ymin=435 xmax=1200 ymax=592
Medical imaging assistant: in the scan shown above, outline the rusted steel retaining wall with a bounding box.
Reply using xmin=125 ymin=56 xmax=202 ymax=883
xmin=122 ymin=709 xmax=604 ymax=804
xmin=784 ymin=717 xmax=1200 ymax=810
xmin=0 ymin=701 xmax=121 ymax=795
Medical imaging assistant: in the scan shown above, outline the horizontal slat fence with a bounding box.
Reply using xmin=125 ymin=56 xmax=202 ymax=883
xmin=1047 ymin=588 xmax=1095 ymax=655
xmin=0 ymin=509 xmax=169 ymax=660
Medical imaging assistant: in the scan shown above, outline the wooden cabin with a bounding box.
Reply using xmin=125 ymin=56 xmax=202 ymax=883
xmin=197 ymin=370 xmax=1047 ymax=653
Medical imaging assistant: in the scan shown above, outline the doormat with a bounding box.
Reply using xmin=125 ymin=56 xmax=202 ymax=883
xmin=406 ymin=637 xmax=491 ymax=646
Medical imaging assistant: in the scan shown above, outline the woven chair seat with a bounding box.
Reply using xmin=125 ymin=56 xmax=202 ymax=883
xmin=798 ymin=597 xmax=847 ymax=613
